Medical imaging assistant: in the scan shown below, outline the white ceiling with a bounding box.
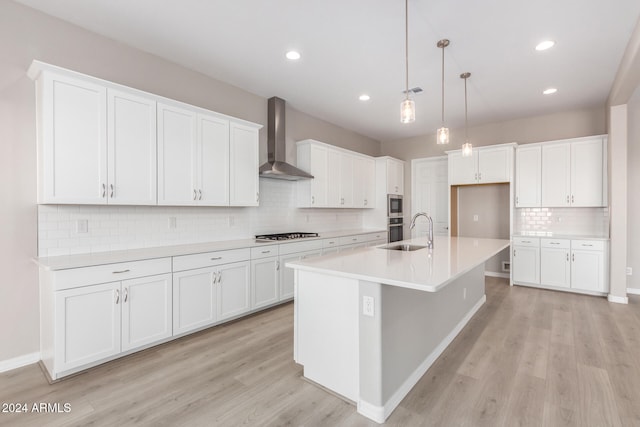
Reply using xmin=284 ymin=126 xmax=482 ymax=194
xmin=15 ymin=0 xmax=640 ymax=142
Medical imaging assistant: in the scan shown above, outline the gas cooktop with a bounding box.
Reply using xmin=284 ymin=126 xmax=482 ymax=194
xmin=255 ymin=232 xmax=319 ymax=242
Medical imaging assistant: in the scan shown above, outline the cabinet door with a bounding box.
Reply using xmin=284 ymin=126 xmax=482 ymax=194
xmin=387 ymin=159 xmax=404 ymax=195
xmin=217 ymin=261 xmax=251 ymax=321
xmin=172 ymin=267 xmax=216 ymax=335
xmin=121 ymin=273 xmax=172 ymax=352
xmin=363 ymin=157 xmax=376 ymax=208
xmin=107 ymin=88 xmax=157 ymax=205
xmin=40 ymin=72 xmax=107 ymax=204
xmin=352 ymin=156 xmax=366 ymax=208
xmin=515 ymin=146 xmax=541 ymax=207
xmin=55 ymin=281 xmax=121 ymax=372
xmin=279 ymin=250 xmax=322 ymax=300
xmin=157 ymin=103 xmax=198 ymax=205
xmin=571 ymin=250 xmax=606 ymax=292
xmin=571 ymin=138 xmax=604 ymax=207
xmin=478 ymin=147 xmax=511 ymax=184
xmin=540 ymin=248 xmax=570 ymax=288
xmin=541 ymin=143 xmax=571 ymax=207
xmin=448 ymin=152 xmax=477 ymax=185
xmin=198 ymin=114 xmax=230 ymax=206
xmin=229 ymin=122 xmax=259 ymax=206
xmin=340 ymin=153 xmax=354 ymax=207
xmin=326 ymin=149 xmax=342 ymax=207
xmin=251 ymin=257 xmax=279 ymax=309
xmin=512 ymin=246 xmax=540 ymax=284
xmin=309 ymin=144 xmax=328 ymax=207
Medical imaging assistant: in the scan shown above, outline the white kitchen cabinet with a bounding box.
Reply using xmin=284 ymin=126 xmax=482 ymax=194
xmin=107 ymin=88 xmax=157 ymax=205
xmin=157 ymin=102 xmax=198 ymax=205
xmin=279 ymin=249 xmax=323 ymax=300
xmin=250 ymin=245 xmax=280 ymax=309
xmin=571 ymin=240 xmax=607 ymax=293
xmin=297 ymin=140 xmax=376 ymax=208
xmin=54 ymin=281 xmax=121 ymax=372
xmin=448 ymin=145 xmax=513 ymax=186
xmin=198 ymin=113 xmax=230 ymax=205
xmin=172 ymin=267 xmax=217 ymax=336
xmin=515 ymin=145 xmax=541 ymax=207
xmin=33 ymin=70 xmax=108 ymax=204
xmin=386 ymin=158 xmax=405 ymax=195
xmin=540 ymin=239 xmax=570 ymax=288
xmin=541 ymin=137 xmax=606 ymax=207
xmin=217 ymin=261 xmax=251 ymax=321
xmin=230 ymin=122 xmax=260 ymax=206
xmin=512 ymin=237 xmax=540 ymax=284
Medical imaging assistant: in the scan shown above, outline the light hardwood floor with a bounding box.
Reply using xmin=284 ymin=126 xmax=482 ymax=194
xmin=2 ymin=277 xmax=640 ymax=426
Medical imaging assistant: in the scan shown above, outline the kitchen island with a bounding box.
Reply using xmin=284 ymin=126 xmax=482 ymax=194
xmin=287 ymin=236 xmax=510 ymax=423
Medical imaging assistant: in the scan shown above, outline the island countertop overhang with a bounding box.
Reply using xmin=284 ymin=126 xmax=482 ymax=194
xmin=286 ymin=236 xmax=510 ymax=292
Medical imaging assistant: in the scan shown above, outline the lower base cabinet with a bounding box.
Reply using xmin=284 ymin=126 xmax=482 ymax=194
xmin=217 ymin=261 xmax=251 ymax=321
xmin=279 ymin=250 xmax=322 ymax=300
xmin=512 ymin=237 xmax=540 ymax=284
xmin=540 ymin=240 xmax=570 ymax=289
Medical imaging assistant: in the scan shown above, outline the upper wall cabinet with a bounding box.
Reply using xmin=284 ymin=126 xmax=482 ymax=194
xmin=29 ymin=60 xmax=262 ymax=207
xmin=296 ymin=139 xmax=376 ymax=208
xmin=385 ymin=157 xmax=404 ymax=195
xmin=448 ymin=145 xmax=514 ymax=186
xmin=541 ymin=136 xmax=607 ymax=207
xmin=515 ymin=145 xmax=541 ymax=207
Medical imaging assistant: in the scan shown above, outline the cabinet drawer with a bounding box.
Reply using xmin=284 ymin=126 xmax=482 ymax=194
xmin=339 ymin=235 xmax=366 ymax=246
xmin=279 ymin=239 xmax=324 ymax=255
xmin=512 ymin=237 xmax=540 ymax=247
xmin=363 ymin=232 xmax=387 ymax=242
xmin=173 ymin=248 xmax=250 ymax=272
xmin=53 ymin=257 xmax=172 ymax=291
xmin=572 ymin=240 xmax=605 ymax=251
xmin=541 ymin=238 xmax=570 ymax=249
xmin=250 ymin=245 xmax=279 ymax=259
xmin=322 ymin=238 xmax=340 ymax=249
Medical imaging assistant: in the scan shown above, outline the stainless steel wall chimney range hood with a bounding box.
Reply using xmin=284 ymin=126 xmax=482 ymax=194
xmin=259 ymin=97 xmax=314 ymax=181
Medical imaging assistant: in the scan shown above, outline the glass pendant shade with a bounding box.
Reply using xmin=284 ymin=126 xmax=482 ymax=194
xmin=401 ymin=98 xmax=415 ymax=123
xmin=461 ymin=142 xmax=473 ymax=157
xmin=436 ymin=126 xmax=450 ymax=144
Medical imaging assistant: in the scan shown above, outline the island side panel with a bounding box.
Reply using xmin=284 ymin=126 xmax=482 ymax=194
xmin=294 ymin=269 xmax=360 ymax=402
xmin=361 ymin=263 xmax=486 ymax=419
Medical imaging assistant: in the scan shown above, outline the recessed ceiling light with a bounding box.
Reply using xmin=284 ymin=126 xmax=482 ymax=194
xmin=359 ymin=94 xmax=370 ymax=101
xmin=285 ymin=50 xmax=301 ymax=60
xmin=543 ymin=88 xmax=558 ymax=95
xmin=535 ymin=40 xmax=555 ymax=51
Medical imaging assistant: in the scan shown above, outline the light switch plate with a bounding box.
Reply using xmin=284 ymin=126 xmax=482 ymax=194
xmin=363 ymin=296 xmax=374 ymax=317
xmin=76 ymin=219 xmax=88 ymax=234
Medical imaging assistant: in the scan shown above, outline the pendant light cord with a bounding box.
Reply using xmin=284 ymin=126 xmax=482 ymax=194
xmin=464 ymin=75 xmax=469 ymax=141
xmin=405 ymin=0 xmax=409 ymax=98
xmin=441 ymin=44 xmax=445 ymax=123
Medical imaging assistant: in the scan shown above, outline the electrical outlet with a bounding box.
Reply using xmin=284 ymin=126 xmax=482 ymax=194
xmin=168 ymin=217 xmax=177 ymax=229
xmin=363 ymin=296 xmax=374 ymax=317
xmin=76 ymin=219 xmax=88 ymax=234
xmin=627 ymin=267 xmax=633 ymax=276
xmin=473 ymin=214 xmax=479 ymax=222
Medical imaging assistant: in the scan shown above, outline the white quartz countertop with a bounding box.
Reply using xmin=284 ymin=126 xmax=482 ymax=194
xmin=287 ymin=236 xmax=511 ymax=293
xmin=512 ymin=232 xmax=609 ymax=240
xmin=35 ymin=228 xmax=386 ymax=271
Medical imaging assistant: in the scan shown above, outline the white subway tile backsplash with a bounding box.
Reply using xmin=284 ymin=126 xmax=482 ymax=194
xmin=514 ymin=207 xmax=609 ymax=237
xmin=37 ymin=179 xmax=364 ymax=256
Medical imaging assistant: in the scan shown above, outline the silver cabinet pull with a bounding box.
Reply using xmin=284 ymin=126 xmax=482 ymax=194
xmin=256 ymin=192 xmax=259 ymax=203
xmin=352 ymin=238 xmax=357 ymax=241
xmin=566 ymin=253 xmax=569 ymax=261
xmin=199 ymin=189 xmax=202 ymax=200
xmin=513 ymin=249 xmax=516 ymax=257
xmin=112 ymin=269 xmax=131 ymax=274
xmin=261 ymin=250 xmax=271 ymax=254
xmin=571 ymin=195 xmax=575 ymax=203
xmin=124 ymin=288 xmax=128 ymax=303
xmin=364 ymin=199 xmax=368 ymax=206
xmin=566 ymin=195 xmax=570 ymax=203
xmin=478 ymin=173 xmax=482 ymax=181
xmin=572 ymin=253 xmax=575 ymax=262
xmin=582 ymin=244 xmax=593 ymax=247
xmin=193 ymin=189 xmax=197 ymax=200
xmin=311 ymin=195 xmax=315 ymax=204
xmin=110 ymin=184 xmax=114 ymax=198
xmin=516 ymin=196 xmax=518 ymax=205
xmin=550 ymin=242 xmax=560 ymax=245
xmin=115 ymin=289 xmax=120 ymax=304
xmin=211 ymin=256 xmax=222 ymax=261
xmin=276 ymin=261 xmax=280 ymax=271
xmin=217 ymin=271 xmax=222 ymax=284
xmin=102 ymin=183 xmax=106 ymax=198
xmin=521 ymin=240 xmax=531 ymax=244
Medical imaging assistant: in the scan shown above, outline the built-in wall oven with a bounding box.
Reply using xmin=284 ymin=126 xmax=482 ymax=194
xmin=388 ymin=217 xmax=404 ymax=243
xmin=387 ymin=194 xmax=403 ymax=217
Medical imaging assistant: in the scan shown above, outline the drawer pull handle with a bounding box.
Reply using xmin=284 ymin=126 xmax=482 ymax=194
xmin=352 ymin=238 xmax=357 ymax=241
xmin=550 ymin=242 xmax=560 ymax=245
xmin=211 ymin=257 xmax=223 ymax=261
xmin=112 ymin=269 xmax=131 ymax=274
xmin=582 ymin=244 xmax=593 ymax=247
xmin=521 ymin=240 xmax=531 ymax=243
xmin=261 ymin=250 xmax=271 ymax=254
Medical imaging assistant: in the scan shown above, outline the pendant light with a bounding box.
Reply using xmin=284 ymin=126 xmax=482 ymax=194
xmin=400 ymin=0 xmax=415 ymax=123
xmin=436 ymin=39 xmax=450 ymax=144
xmin=460 ymin=72 xmax=473 ymax=157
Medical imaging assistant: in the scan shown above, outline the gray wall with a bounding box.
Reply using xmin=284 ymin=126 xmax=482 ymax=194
xmin=0 ymin=1 xmax=380 ymax=364
xmin=627 ymin=87 xmax=640 ymax=289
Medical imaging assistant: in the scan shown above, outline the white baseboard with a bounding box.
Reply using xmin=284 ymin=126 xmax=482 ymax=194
xmin=485 ymin=271 xmax=510 ymax=279
xmin=0 ymin=352 xmax=40 ymax=373
xmin=608 ymin=294 xmax=629 ymax=304
xmin=358 ymin=294 xmax=487 ymax=424
xmin=627 ymin=288 xmax=640 ymax=295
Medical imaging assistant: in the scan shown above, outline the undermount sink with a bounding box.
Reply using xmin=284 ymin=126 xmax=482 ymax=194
xmin=380 ymin=244 xmax=428 ymax=252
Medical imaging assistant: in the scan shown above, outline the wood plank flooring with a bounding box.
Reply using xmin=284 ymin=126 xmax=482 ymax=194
xmin=1 ymin=277 xmax=639 ymax=426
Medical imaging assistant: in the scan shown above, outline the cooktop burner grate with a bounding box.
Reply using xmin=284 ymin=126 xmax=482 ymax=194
xmin=255 ymin=232 xmax=319 ymax=242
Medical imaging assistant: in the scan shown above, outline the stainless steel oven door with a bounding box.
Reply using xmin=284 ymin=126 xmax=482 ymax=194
xmin=388 ymin=217 xmax=404 ymax=243
xmin=387 ymin=194 xmax=403 ymax=217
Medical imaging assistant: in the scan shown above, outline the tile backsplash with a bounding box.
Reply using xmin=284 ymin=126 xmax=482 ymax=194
xmin=38 ymin=179 xmax=364 ymax=257
xmin=514 ymin=207 xmax=609 ymax=237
